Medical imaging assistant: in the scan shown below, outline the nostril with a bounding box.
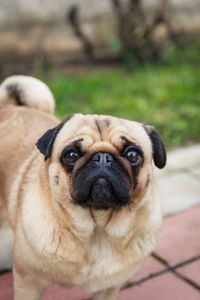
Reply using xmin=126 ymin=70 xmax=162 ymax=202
xmin=92 ymin=153 xmax=102 ymax=162
xmin=105 ymin=153 xmax=113 ymax=163
xmin=92 ymin=152 xmax=113 ymax=165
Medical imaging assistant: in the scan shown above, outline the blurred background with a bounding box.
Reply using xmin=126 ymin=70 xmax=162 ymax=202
xmin=0 ymin=0 xmax=200 ymax=149
xmin=0 ymin=2 xmax=200 ymax=298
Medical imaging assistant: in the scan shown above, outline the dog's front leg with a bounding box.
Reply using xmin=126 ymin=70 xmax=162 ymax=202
xmin=93 ymin=286 xmax=119 ymax=300
xmin=13 ymin=268 xmax=45 ymax=300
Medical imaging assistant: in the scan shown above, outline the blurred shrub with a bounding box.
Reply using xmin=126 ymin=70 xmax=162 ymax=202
xmin=38 ymin=44 xmax=200 ymax=149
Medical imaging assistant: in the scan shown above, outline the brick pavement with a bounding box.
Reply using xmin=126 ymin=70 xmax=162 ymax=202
xmin=156 ymin=144 xmax=200 ymax=216
xmin=1 ymin=144 xmax=200 ymax=299
xmin=1 ymin=205 xmax=199 ymax=300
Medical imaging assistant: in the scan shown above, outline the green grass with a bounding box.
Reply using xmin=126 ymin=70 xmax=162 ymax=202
xmin=39 ymin=47 xmax=200 ymax=149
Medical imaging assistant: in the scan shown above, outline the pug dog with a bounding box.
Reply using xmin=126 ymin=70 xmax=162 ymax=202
xmin=0 ymin=75 xmax=166 ymax=300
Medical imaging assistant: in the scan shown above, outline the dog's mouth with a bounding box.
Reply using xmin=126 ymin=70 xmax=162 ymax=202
xmin=72 ymin=174 xmax=131 ymax=210
xmin=71 ymin=153 xmax=132 ymax=210
xmin=87 ymin=177 xmax=117 ymax=210
xmin=91 ymin=177 xmax=113 ymax=201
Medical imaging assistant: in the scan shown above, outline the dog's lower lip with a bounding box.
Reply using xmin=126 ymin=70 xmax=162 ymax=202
xmin=91 ymin=177 xmax=113 ymax=200
xmin=92 ymin=176 xmax=111 ymax=187
xmin=93 ymin=175 xmax=110 ymax=182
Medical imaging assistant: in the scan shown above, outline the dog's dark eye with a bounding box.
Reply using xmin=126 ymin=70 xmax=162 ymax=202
xmin=126 ymin=150 xmax=141 ymax=164
xmin=62 ymin=150 xmax=80 ymax=165
xmin=123 ymin=147 xmax=143 ymax=166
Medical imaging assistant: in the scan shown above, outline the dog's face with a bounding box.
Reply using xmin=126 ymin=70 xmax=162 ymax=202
xmin=36 ymin=114 xmax=166 ymax=210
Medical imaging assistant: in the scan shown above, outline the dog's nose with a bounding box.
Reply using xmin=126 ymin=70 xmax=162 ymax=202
xmin=92 ymin=152 xmax=113 ymax=166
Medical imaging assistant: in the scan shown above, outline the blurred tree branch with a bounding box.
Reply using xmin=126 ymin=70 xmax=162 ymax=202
xmin=67 ymin=0 xmax=178 ymax=64
xmin=111 ymin=0 xmax=177 ymax=62
xmin=67 ymin=5 xmax=95 ymax=60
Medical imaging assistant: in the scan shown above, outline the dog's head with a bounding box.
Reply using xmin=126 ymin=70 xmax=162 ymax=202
xmin=36 ymin=114 xmax=166 ymax=210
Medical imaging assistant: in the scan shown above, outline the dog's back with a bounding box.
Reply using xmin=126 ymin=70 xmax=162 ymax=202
xmin=0 ymin=76 xmax=58 ymax=270
xmin=0 ymin=75 xmax=58 ymax=194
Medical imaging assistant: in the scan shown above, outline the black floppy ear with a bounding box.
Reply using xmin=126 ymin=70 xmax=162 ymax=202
xmin=143 ymin=124 xmax=167 ymax=169
xmin=36 ymin=114 xmax=74 ymax=161
xmin=36 ymin=125 xmax=60 ymax=161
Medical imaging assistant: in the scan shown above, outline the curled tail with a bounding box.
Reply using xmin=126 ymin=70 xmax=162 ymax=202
xmin=0 ymin=75 xmax=55 ymax=114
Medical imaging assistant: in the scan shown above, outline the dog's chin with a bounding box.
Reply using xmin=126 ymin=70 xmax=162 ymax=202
xmin=73 ymin=177 xmax=130 ymax=210
xmin=73 ymin=197 xmax=130 ymax=210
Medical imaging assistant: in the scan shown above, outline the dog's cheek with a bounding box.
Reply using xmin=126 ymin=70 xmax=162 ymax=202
xmin=130 ymin=165 xmax=153 ymax=206
xmin=139 ymin=165 xmax=152 ymax=189
xmin=48 ymin=163 xmax=72 ymax=205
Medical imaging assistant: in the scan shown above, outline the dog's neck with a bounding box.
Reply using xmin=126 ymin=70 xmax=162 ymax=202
xmin=89 ymin=208 xmax=113 ymax=228
xmin=58 ymin=200 xmax=136 ymax=242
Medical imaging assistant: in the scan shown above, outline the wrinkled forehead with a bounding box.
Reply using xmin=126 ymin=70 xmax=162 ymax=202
xmin=52 ymin=114 xmax=152 ymax=157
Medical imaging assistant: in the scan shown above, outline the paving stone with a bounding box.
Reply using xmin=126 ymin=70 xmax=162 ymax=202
xmin=128 ymin=255 xmax=165 ymax=283
xmin=158 ymin=172 xmax=200 ymax=216
xmin=191 ymin=168 xmax=200 ymax=178
xmin=156 ymin=144 xmax=200 ymax=173
xmin=176 ymin=259 xmax=200 ymax=287
xmin=0 ymin=272 xmax=13 ymax=300
xmin=119 ymin=272 xmax=200 ymax=300
xmin=155 ymin=144 xmax=200 ymax=216
xmin=155 ymin=206 xmax=200 ymax=265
